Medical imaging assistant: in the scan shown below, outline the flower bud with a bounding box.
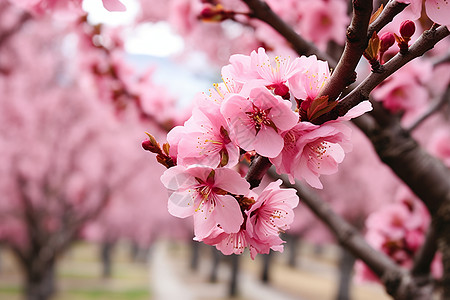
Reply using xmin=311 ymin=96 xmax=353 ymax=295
xmin=380 ymin=32 xmax=395 ymax=52
xmin=199 ymin=4 xmax=232 ymax=22
xmin=399 ymin=20 xmax=415 ymax=39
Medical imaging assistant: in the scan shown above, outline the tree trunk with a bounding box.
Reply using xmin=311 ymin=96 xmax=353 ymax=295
xmin=288 ymin=235 xmax=300 ymax=268
xmin=190 ymin=240 xmax=200 ymax=271
xmin=261 ymin=250 xmax=273 ymax=283
xmin=336 ymin=248 xmax=355 ymax=300
xmin=24 ymin=258 xmax=56 ymax=300
xmin=129 ymin=241 xmax=139 ymax=262
xmin=435 ymin=201 xmax=450 ymax=300
xmin=229 ymin=254 xmax=240 ymax=297
xmin=101 ymin=241 xmax=114 ymax=278
xmin=209 ymin=246 xmax=220 ymax=283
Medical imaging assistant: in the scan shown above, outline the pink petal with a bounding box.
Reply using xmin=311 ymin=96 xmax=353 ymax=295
xmin=168 ymin=191 xmax=196 ymax=218
xmin=214 ymin=195 xmax=244 ymax=233
xmin=213 ymin=168 xmax=250 ymax=195
xmin=160 ymin=166 xmax=195 ymax=190
xmin=340 ymin=101 xmax=373 ymax=120
xmin=254 ymin=127 xmax=284 ymax=158
xmin=102 ymin=0 xmax=126 ymax=11
xmin=425 ymin=0 xmax=450 ymax=26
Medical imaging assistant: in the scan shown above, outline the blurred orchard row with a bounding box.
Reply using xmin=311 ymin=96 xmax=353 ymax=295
xmin=0 ymin=0 xmax=449 ymax=300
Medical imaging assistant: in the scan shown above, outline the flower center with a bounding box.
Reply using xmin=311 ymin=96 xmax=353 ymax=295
xmin=246 ymin=103 xmax=274 ymax=133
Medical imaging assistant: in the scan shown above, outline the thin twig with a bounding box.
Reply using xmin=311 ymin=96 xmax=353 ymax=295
xmin=367 ymin=0 xmax=408 ymax=39
xmin=411 ymin=225 xmax=438 ymax=276
xmin=0 ymin=12 xmax=32 ymax=48
xmin=317 ymin=0 xmax=373 ymax=102
xmin=241 ymin=0 xmax=336 ymax=64
xmin=244 ymin=155 xmax=271 ymax=188
xmin=431 ymin=49 xmax=450 ymax=67
xmin=268 ymin=169 xmax=406 ymax=281
xmin=335 ymin=25 xmax=450 ymax=118
xmin=406 ymin=87 xmax=450 ymax=133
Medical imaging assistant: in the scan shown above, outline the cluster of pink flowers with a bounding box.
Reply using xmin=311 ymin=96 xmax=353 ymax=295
xmin=356 ymin=188 xmax=442 ymax=282
xmin=13 ymin=0 xmax=125 ymax=15
xmin=158 ymin=48 xmax=372 ymax=256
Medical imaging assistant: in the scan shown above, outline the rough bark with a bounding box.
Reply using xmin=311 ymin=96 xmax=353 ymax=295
xmin=260 ymin=251 xmax=272 ymax=283
xmin=23 ymin=257 xmax=56 ymax=300
xmin=209 ymin=246 xmax=221 ymax=283
xmin=336 ymin=248 xmax=356 ymax=300
xmin=229 ymin=254 xmax=240 ymax=297
xmin=101 ymin=241 xmax=115 ymax=278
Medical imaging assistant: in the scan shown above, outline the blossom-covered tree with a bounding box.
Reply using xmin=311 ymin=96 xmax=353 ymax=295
xmin=2 ymin=0 xmax=450 ymax=299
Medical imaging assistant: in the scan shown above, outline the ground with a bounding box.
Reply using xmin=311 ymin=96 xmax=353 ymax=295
xmin=0 ymin=240 xmax=391 ymax=300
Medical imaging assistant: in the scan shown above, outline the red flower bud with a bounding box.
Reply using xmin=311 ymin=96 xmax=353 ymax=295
xmin=380 ymin=32 xmax=395 ymax=52
xmin=399 ymin=20 xmax=415 ymax=39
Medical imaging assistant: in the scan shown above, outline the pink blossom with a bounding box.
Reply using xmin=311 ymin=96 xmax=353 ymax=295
xmin=169 ymin=107 xmax=239 ymax=168
xmin=102 ymin=0 xmax=126 ymax=12
xmin=160 ymin=165 xmax=249 ymax=239
xmin=246 ymin=179 xmax=299 ymax=257
xmin=372 ymin=59 xmax=432 ymax=123
xmin=199 ymin=225 xmax=252 ymax=256
xmin=356 ymin=188 xmax=441 ymax=282
xmin=397 ymin=0 xmax=450 ymax=27
xmin=199 ymin=180 xmax=299 ymax=259
xmin=429 ymin=128 xmax=450 ymax=167
xmin=13 ymin=0 xmax=83 ymax=16
xmin=221 ymin=85 xmax=298 ymax=158
xmin=270 ymin=122 xmax=353 ymax=189
xmin=225 ymin=48 xmax=304 ymax=97
xmin=296 ymin=0 xmax=349 ymax=50
xmin=289 ymin=55 xmax=331 ymax=101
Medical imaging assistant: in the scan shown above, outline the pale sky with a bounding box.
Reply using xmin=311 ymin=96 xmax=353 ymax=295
xmin=82 ymin=0 xmax=185 ymax=57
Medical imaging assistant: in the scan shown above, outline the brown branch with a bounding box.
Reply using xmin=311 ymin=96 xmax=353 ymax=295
xmin=406 ymin=86 xmax=450 ymax=133
xmin=367 ymin=0 xmax=408 ymax=39
xmin=431 ymin=49 xmax=450 ymax=67
xmin=412 ymin=225 xmax=438 ymax=276
xmin=334 ymin=25 xmax=450 ymax=118
xmin=241 ymin=0 xmax=336 ymax=64
xmin=0 ymin=12 xmax=32 ymax=48
xmin=316 ymin=0 xmax=373 ymax=102
xmin=244 ymin=155 xmax=271 ymax=188
xmin=268 ymin=169 xmax=406 ymax=288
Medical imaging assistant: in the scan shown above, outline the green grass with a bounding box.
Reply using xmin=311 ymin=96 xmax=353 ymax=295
xmin=0 ymin=242 xmax=151 ymax=300
xmin=61 ymin=288 xmax=149 ymax=300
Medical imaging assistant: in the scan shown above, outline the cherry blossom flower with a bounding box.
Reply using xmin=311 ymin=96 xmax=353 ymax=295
xmin=296 ymin=0 xmax=349 ymax=50
xmin=168 ymin=106 xmax=239 ymax=168
xmin=428 ymin=128 xmax=450 ymax=167
xmin=270 ymin=121 xmax=352 ymax=188
xmin=372 ymin=59 xmax=432 ymax=123
xmin=199 ymin=180 xmax=299 ymax=259
xmin=397 ymin=0 xmax=450 ymax=27
xmin=160 ymin=165 xmax=249 ymax=239
xmin=356 ymin=188 xmax=442 ymax=282
xmin=221 ymin=85 xmax=298 ymax=158
xmin=225 ymin=48 xmax=304 ymax=97
xmin=289 ymin=55 xmax=331 ymax=101
xmin=246 ymin=179 xmax=299 ymax=257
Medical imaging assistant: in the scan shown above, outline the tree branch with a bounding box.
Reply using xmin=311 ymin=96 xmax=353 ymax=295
xmin=412 ymin=225 xmax=438 ymax=276
xmin=317 ymin=0 xmax=373 ymax=102
xmin=0 ymin=12 xmax=32 ymax=48
xmin=268 ymin=169 xmax=406 ymax=286
xmin=335 ymin=25 xmax=450 ymax=118
xmin=406 ymin=86 xmax=450 ymax=133
xmin=241 ymin=0 xmax=336 ymax=64
xmin=367 ymin=0 xmax=408 ymax=39
xmin=245 ymin=155 xmax=271 ymax=188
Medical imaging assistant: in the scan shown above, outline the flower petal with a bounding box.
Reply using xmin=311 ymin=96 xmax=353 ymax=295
xmin=425 ymin=0 xmax=450 ymax=26
xmin=102 ymin=0 xmax=126 ymax=11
